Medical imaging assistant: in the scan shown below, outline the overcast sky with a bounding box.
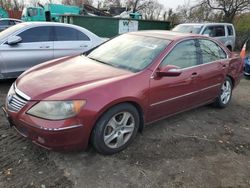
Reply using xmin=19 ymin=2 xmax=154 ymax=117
xmin=25 ymin=0 xmax=194 ymax=10
xmin=158 ymin=0 xmax=194 ymax=9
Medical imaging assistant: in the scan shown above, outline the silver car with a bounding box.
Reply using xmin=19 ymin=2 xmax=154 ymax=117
xmin=0 ymin=18 xmax=22 ymax=32
xmin=0 ymin=22 xmax=105 ymax=79
xmin=172 ymin=23 xmax=236 ymax=51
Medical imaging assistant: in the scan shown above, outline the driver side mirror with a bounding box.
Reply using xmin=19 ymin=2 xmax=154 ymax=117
xmin=156 ymin=65 xmax=182 ymax=77
xmin=7 ymin=36 xmax=22 ymax=45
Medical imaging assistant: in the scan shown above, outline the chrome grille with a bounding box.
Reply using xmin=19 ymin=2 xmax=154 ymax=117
xmin=8 ymin=94 xmax=28 ymax=112
xmin=6 ymin=83 xmax=30 ymax=112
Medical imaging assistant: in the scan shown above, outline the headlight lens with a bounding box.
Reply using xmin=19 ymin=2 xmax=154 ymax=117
xmin=27 ymin=100 xmax=86 ymax=120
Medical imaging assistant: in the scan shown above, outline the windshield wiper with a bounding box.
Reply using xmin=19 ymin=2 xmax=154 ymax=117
xmin=88 ymin=57 xmax=117 ymax=67
xmin=88 ymin=57 xmax=114 ymax=67
xmin=87 ymin=57 xmax=136 ymax=72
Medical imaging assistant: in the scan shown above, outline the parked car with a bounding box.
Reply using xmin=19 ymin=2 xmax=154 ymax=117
xmin=0 ymin=22 xmax=105 ymax=79
xmin=0 ymin=18 xmax=22 ymax=32
xmin=3 ymin=31 xmax=243 ymax=155
xmin=244 ymin=56 xmax=250 ymax=76
xmin=172 ymin=23 xmax=236 ymax=51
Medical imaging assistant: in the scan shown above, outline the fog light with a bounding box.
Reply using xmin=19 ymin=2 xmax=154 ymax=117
xmin=37 ymin=136 xmax=45 ymax=144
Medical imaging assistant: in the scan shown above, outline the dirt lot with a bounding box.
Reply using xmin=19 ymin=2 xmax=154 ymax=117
xmin=0 ymin=78 xmax=249 ymax=188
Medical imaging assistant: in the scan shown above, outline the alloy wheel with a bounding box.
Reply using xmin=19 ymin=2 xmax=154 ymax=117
xmin=104 ymin=111 xmax=135 ymax=149
xmin=220 ymin=80 xmax=232 ymax=105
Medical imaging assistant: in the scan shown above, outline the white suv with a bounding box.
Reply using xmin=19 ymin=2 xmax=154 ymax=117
xmin=172 ymin=23 xmax=236 ymax=51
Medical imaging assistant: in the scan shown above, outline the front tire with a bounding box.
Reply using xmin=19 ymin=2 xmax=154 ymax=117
xmin=213 ymin=77 xmax=233 ymax=108
xmin=91 ymin=103 xmax=139 ymax=155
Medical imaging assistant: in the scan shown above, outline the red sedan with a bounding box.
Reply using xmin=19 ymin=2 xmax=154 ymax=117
xmin=3 ymin=31 xmax=243 ymax=155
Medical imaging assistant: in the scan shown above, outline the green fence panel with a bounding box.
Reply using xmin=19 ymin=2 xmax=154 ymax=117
xmin=61 ymin=15 xmax=170 ymax=38
xmin=73 ymin=16 xmax=119 ymax=38
xmin=139 ymin=20 xmax=170 ymax=30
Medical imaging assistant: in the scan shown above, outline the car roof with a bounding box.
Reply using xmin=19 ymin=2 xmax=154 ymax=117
xmin=178 ymin=23 xmax=234 ymax=26
xmin=19 ymin=21 xmax=79 ymax=27
xmin=128 ymin=30 xmax=201 ymax=41
xmin=17 ymin=21 xmax=86 ymax=31
xmin=0 ymin=18 xmax=22 ymax=22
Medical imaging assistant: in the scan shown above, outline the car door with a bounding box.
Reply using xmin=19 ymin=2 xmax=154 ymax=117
xmin=53 ymin=26 xmax=92 ymax=59
xmin=148 ymin=39 xmax=204 ymax=121
xmin=196 ymin=39 xmax=228 ymax=102
xmin=0 ymin=26 xmax=53 ymax=78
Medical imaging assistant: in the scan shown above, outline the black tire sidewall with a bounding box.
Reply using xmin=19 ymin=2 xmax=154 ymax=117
xmin=91 ymin=103 xmax=140 ymax=155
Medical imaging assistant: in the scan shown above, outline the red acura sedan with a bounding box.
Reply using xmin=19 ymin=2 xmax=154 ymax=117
xmin=3 ymin=31 xmax=243 ymax=155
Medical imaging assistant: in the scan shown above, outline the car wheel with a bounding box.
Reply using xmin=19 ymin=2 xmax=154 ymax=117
xmin=214 ymin=77 xmax=233 ymax=108
xmin=91 ymin=103 xmax=139 ymax=155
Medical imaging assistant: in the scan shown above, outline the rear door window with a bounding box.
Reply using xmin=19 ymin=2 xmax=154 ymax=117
xmin=18 ymin=26 xmax=52 ymax=43
xmin=54 ymin=26 xmax=90 ymax=41
xmin=214 ymin=26 xmax=225 ymax=37
xmin=160 ymin=39 xmax=198 ymax=69
xmin=199 ymin=39 xmax=227 ymax=64
xmin=227 ymin=25 xmax=234 ymax=36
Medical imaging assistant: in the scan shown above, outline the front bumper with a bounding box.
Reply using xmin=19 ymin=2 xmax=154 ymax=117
xmin=2 ymin=106 xmax=89 ymax=151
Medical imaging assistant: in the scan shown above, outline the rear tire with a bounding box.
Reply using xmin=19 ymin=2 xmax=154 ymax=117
xmin=213 ymin=77 xmax=233 ymax=108
xmin=91 ymin=103 xmax=139 ymax=155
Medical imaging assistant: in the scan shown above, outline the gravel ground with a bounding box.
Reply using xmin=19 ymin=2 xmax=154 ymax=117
xmin=0 ymin=78 xmax=249 ymax=188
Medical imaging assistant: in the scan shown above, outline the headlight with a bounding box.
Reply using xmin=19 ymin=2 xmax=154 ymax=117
xmin=27 ymin=100 xmax=86 ymax=120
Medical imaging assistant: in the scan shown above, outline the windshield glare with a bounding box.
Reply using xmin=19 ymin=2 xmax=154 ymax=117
xmin=173 ymin=25 xmax=203 ymax=34
xmin=87 ymin=34 xmax=170 ymax=72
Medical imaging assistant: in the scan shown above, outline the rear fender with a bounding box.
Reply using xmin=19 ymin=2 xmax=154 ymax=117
xmin=227 ymin=56 xmax=244 ymax=87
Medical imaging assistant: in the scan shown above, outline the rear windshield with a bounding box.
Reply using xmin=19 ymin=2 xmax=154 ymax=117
xmin=172 ymin=25 xmax=203 ymax=34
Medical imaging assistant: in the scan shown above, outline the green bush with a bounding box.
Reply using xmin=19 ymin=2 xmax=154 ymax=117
xmin=234 ymin=13 xmax=250 ymax=51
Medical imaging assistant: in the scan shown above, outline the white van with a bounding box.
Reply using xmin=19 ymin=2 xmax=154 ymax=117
xmin=172 ymin=23 xmax=236 ymax=51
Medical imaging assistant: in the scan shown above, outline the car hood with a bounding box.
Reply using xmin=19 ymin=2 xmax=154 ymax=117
xmin=16 ymin=55 xmax=132 ymax=100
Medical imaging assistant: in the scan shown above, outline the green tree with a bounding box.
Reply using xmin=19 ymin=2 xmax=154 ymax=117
xmin=234 ymin=13 xmax=250 ymax=50
xmin=202 ymin=0 xmax=250 ymax=23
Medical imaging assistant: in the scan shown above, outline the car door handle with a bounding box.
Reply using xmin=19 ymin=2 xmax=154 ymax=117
xmin=222 ymin=64 xmax=227 ymax=69
xmin=40 ymin=46 xmax=50 ymax=49
xmin=191 ymin=72 xmax=198 ymax=78
xmin=80 ymin=45 xmax=88 ymax=48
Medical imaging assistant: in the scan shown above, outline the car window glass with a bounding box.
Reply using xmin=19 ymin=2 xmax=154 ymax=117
xmin=172 ymin=25 xmax=203 ymax=34
xmin=18 ymin=26 xmax=52 ymax=43
xmin=0 ymin=20 xmax=9 ymax=26
xmin=199 ymin=39 xmax=227 ymax=63
xmin=203 ymin=25 xmax=225 ymax=37
xmin=227 ymin=26 xmax=233 ymax=36
xmin=9 ymin=20 xmax=16 ymax=25
xmin=214 ymin=26 xmax=225 ymax=37
xmin=54 ymin=26 xmax=90 ymax=41
xmin=88 ymin=34 xmax=170 ymax=72
xmin=160 ymin=40 xmax=198 ymax=69
xmin=203 ymin=26 xmax=214 ymax=36
xmin=28 ymin=8 xmax=37 ymax=16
